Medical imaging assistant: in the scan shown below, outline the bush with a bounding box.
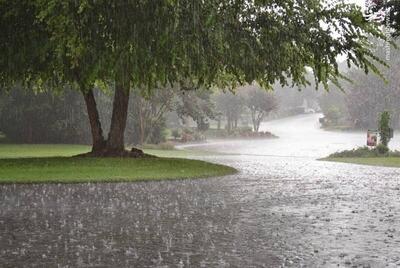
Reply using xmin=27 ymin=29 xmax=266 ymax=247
xmin=379 ymin=111 xmax=391 ymax=147
xmin=328 ymin=146 xmax=400 ymax=158
xmin=0 ymin=88 xmax=90 ymax=144
xmin=325 ymin=106 xmax=342 ymax=124
xmin=193 ymin=131 xmax=206 ymax=141
xmin=142 ymin=122 xmax=168 ymax=145
xmin=171 ymin=129 xmax=180 ymax=139
xmin=376 ymin=144 xmax=389 ymax=155
xmin=141 ymin=142 xmax=175 ymax=150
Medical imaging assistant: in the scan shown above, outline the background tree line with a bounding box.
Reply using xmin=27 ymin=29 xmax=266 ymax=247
xmin=0 ymin=0 xmax=389 ymax=155
xmin=0 ymin=84 xmax=279 ymax=144
xmin=319 ymin=38 xmax=400 ymax=130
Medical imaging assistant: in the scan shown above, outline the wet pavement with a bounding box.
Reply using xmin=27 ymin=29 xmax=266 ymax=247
xmin=1 ymin=114 xmax=400 ymax=267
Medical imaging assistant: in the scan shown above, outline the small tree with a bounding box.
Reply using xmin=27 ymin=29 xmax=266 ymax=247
xmin=128 ymin=88 xmax=175 ymax=145
xmin=242 ymin=86 xmax=278 ymax=132
xmin=176 ymin=88 xmax=216 ymax=132
xmin=379 ymin=111 xmax=391 ymax=147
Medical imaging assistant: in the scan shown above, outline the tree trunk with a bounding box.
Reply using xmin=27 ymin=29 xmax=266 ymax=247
xmin=107 ymin=76 xmax=130 ymax=152
xmin=139 ymin=99 xmax=145 ymax=145
xmin=251 ymin=111 xmax=257 ymax=132
xmin=83 ymin=89 xmax=106 ymax=153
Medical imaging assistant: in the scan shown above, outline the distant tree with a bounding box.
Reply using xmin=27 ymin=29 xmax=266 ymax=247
xmin=318 ymin=89 xmax=348 ymax=126
xmin=0 ymin=87 xmax=90 ymax=143
xmin=171 ymin=129 xmax=180 ymax=140
xmin=128 ymin=88 xmax=175 ymax=145
xmin=379 ymin=111 xmax=391 ymax=147
xmin=176 ymin=89 xmax=216 ymax=132
xmin=242 ymin=86 xmax=278 ymax=132
xmin=344 ymin=38 xmax=400 ymax=129
xmin=215 ymin=91 xmax=245 ymax=132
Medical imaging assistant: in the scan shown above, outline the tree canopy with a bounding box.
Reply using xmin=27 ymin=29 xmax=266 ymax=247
xmin=366 ymin=0 xmax=400 ymax=36
xmin=0 ymin=0 xmax=387 ymax=156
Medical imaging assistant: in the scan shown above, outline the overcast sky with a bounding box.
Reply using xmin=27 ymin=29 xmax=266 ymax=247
xmin=347 ymin=0 xmax=365 ymax=8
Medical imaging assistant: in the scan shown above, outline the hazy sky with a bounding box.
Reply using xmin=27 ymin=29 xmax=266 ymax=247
xmin=348 ymin=0 xmax=366 ymax=8
xmin=348 ymin=0 xmax=364 ymax=5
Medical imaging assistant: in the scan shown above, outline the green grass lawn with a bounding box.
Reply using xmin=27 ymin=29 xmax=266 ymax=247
xmin=0 ymin=144 xmax=236 ymax=184
xmin=0 ymin=144 xmax=91 ymax=158
xmin=0 ymin=144 xmax=215 ymax=159
xmin=324 ymin=157 xmax=400 ymax=168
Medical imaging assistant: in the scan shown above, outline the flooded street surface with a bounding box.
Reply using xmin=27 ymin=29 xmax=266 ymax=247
xmin=1 ymin=114 xmax=400 ymax=267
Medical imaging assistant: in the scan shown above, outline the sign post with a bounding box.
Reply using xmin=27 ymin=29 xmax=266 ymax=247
xmin=367 ymin=130 xmax=378 ymax=147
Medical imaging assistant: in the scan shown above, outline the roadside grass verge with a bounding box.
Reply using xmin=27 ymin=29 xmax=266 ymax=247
xmin=323 ymin=157 xmax=400 ymax=168
xmin=321 ymin=146 xmax=400 ymax=168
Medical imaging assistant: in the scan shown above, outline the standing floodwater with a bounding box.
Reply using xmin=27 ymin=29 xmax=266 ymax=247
xmin=1 ymin=114 xmax=400 ymax=267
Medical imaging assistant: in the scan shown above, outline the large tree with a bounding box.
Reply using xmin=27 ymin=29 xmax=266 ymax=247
xmin=1 ymin=0 xmax=387 ymax=157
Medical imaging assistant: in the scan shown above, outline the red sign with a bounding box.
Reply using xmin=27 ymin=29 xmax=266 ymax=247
xmin=367 ymin=130 xmax=378 ymax=147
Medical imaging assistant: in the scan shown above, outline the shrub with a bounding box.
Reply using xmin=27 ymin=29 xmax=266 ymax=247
xmin=141 ymin=142 xmax=175 ymax=150
xmin=376 ymin=144 xmax=389 ymax=155
xmin=328 ymin=146 xmax=400 ymax=158
xmin=0 ymin=88 xmax=90 ymax=144
xmin=193 ymin=131 xmax=206 ymax=141
xmin=171 ymin=129 xmax=180 ymax=140
xmin=379 ymin=111 xmax=391 ymax=147
xmin=325 ymin=106 xmax=342 ymax=124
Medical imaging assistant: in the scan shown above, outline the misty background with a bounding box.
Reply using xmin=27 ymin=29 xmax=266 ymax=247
xmin=1 ymin=38 xmax=399 ymax=146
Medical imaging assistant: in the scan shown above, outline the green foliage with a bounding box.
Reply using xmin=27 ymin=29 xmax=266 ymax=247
xmin=325 ymin=106 xmax=342 ymax=124
xmin=0 ymin=87 xmax=90 ymax=144
xmin=369 ymin=0 xmax=400 ymax=37
xmin=127 ymin=88 xmax=174 ymax=145
xmin=205 ymin=127 xmax=277 ymax=139
xmin=1 ymin=0 xmax=388 ymax=91
xmin=176 ymin=88 xmax=216 ymax=131
xmin=1 ymin=0 xmax=392 ymax=150
xmin=180 ymin=128 xmax=206 ymax=142
xmin=242 ymin=85 xmax=278 ymax=132
xmin=171 ymin=129 xmax=181 ymax=140
xmin=214 ymin=91 xmax=245 ymax=132
xmin=379 ymin=111 xmax=391 ymax=147
xmin=340 ymin=38 xmax=400 ymax=130
xmin=376 ymin=143 xmax=389 ymax=155
xmin=328 ymin=146 xmax=400 ymax=158
xmin=140 ymin=142 xmax=175 ymax=151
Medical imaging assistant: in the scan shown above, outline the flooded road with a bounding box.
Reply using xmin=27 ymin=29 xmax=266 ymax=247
xmin=1 ymin=114 xmax=400 ymax=267
xmin=183 ymin=113 xmax=400 ymax=158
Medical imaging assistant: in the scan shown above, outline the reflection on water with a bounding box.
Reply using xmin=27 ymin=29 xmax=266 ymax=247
xmin=1 ymin=114 xmax=400 ymax=267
